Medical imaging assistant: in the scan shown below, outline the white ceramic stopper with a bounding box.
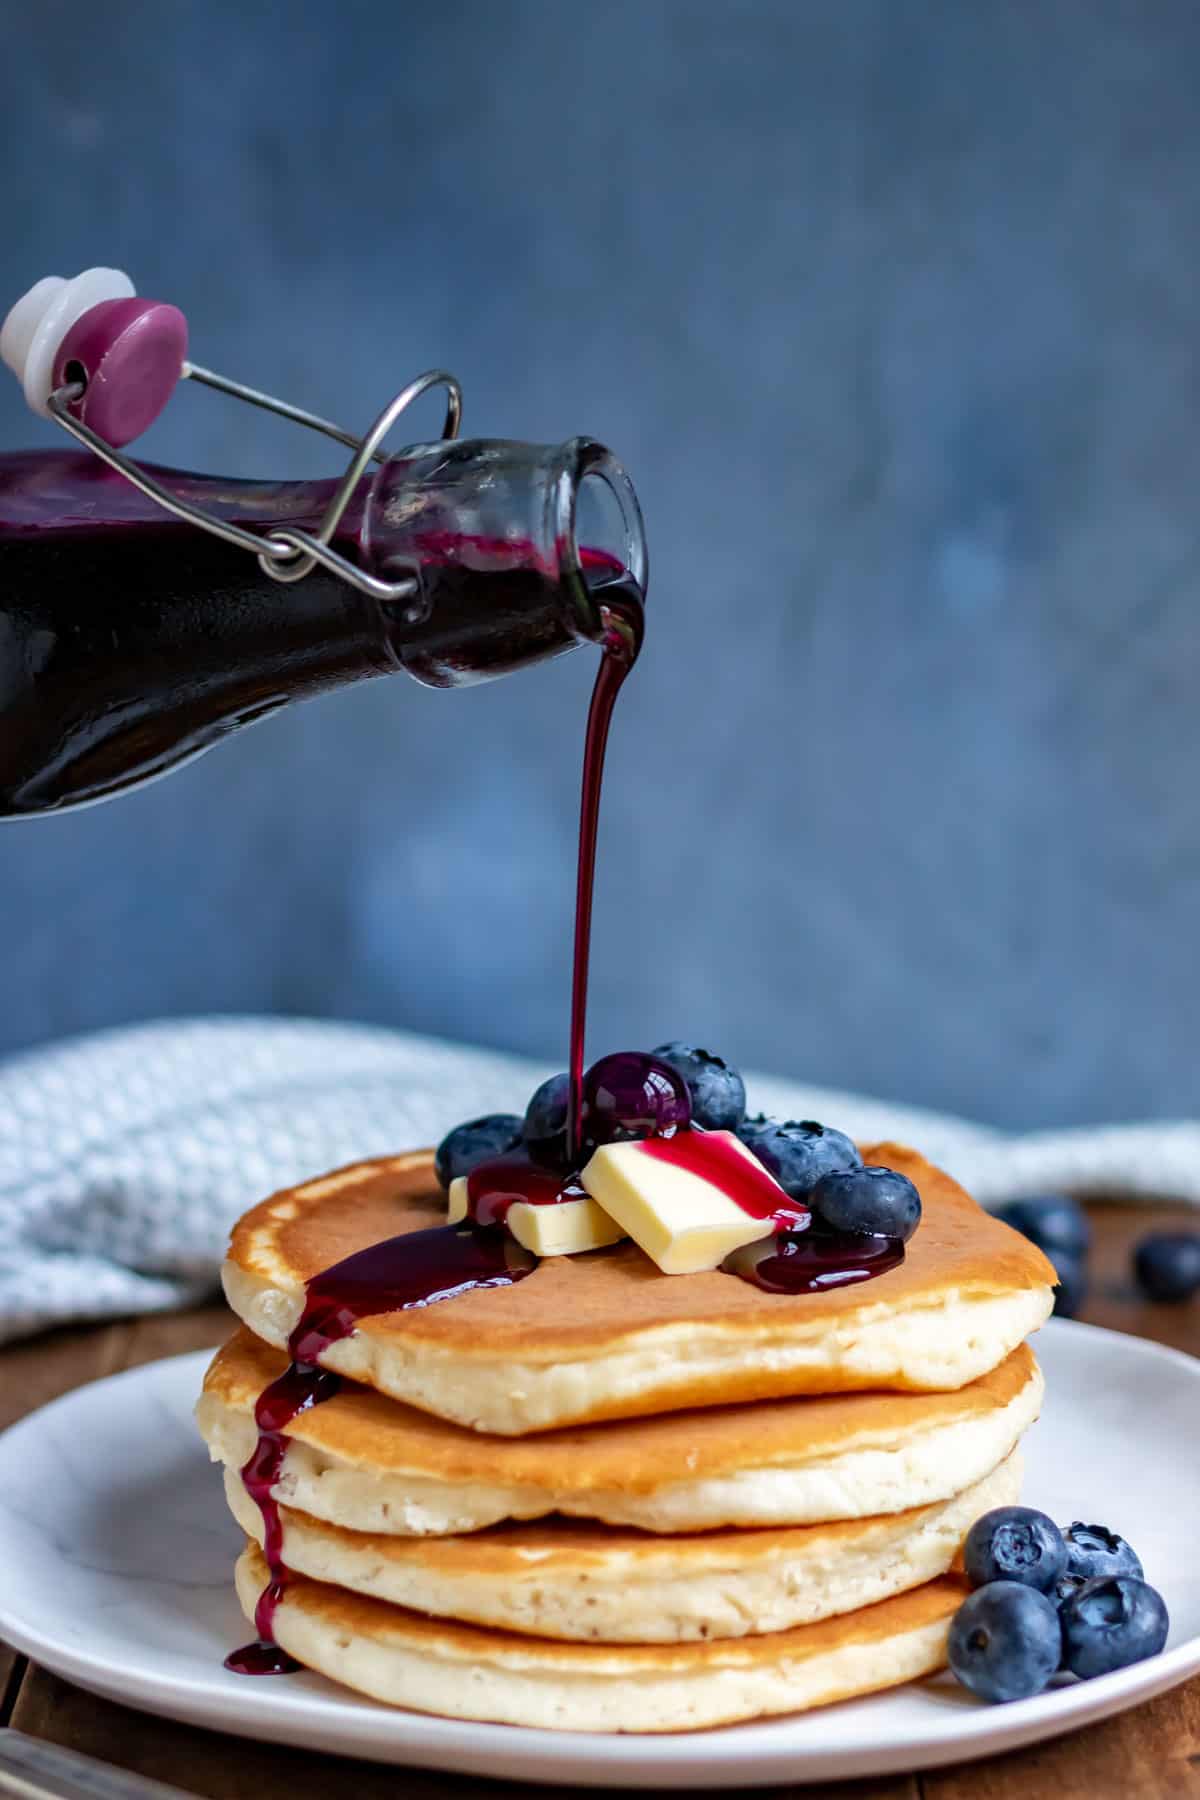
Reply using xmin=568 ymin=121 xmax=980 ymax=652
xmin=1 ymin=268 xmax=136 ymax=417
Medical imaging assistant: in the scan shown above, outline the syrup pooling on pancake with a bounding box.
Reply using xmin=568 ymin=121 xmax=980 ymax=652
xmin=724 ymin=1229 xmax=906 ymax=1294
xmin=225 ymin=1225 xmax=536 ymax=1674
xmin=464 ymin=1151 xmax=587 ymax=1228
xmin=634 ymin=1131 xmax=907 ymax=1291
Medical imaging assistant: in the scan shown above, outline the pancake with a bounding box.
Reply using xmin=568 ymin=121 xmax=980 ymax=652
xmin=199 ymin=1329 xmax=1042 ymax=1533
xmin=221 ymin=1141 xmax=1054 ymax=1434
xmin=223 ymin=1450 xmax=1019 ymax=1642
xmin=233 ymin=1543 xmax=967 ymax=1731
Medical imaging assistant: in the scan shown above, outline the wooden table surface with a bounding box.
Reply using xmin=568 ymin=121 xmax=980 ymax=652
xmin=2 ymin=1202 xmax=1198 ymax=1800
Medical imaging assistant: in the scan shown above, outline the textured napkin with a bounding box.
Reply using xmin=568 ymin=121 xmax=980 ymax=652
xmin=1 ymin=1015 xmax=1196 ymax=1344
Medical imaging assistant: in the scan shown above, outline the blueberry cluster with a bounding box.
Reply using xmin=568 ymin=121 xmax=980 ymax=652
xmin=948 ymin=1506 xmax=1168 ymax=1703
xmin=994 ymin=1194 xmax=1200 ymax=1316
xmin=435 ymin=1041 xmax=922 ymax=1247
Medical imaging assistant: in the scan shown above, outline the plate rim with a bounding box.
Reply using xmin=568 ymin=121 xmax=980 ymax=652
xmin=0 ymin=1320 xmax=1196 ymax=1788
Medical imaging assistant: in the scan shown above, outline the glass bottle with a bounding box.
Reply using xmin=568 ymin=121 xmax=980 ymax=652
xmin=0 ymin=434 xmax=646 ymax=816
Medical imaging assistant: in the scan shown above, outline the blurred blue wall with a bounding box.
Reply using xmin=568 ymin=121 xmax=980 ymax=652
xmin=2 ymin=1 xmax=1198 ymax=1131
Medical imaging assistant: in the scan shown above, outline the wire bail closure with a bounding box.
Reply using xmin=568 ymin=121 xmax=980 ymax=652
xmin=46 ymin=361 xmax=464 ymax=610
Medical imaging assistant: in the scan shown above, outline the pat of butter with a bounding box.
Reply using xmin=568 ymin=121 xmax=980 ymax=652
xmin=580 ymin=1132 xmax=779 ymax=1274
xmin=506 ymin=1197 xmax=625 ymax=1256
xmin=447 ymin=1175 xmax=626 ymax=1256
xmin=447 ymin=1177 xmax=469 ymax=1224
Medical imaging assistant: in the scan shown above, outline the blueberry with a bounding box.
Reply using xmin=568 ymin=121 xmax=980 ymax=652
xmin=1060 ymin=1576 xmax=1169 ymax=1679
xmin=583 ymin=1052 xmax=691 ymax=1146
xmin=964 ymin=1506 xmax=1067 ymax=1593
xmin=1050 ymin=1249 xmax=1088 ymax=1319
xmin=1133 ymin=1232 xmax=1200 ymax=1303
xmin=1061 ymin=1522 xmax=1143 ymax=1584
xmin=522 ymin=1073 xmax=571 ymax=1169
xmin=1054 ymin=1573 xmax=1087 ymax=1609
xmin=651 ymin=1042 xmax=746 ymax=1131
xmin=996 ymin=1194 xmax=1091 ymax=1259
xmin=809 ymin=1165 xmax=922 ymax=1243
xmin=739 ymin=1118 xmax=863 ymax=1201
xmin=947 ymin=1582 xmax=1062 ymax=1703
xmin=434 ymin=1113 xmax=523 ymax=1188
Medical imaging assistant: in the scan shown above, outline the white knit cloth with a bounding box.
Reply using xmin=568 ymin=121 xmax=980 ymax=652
xmin=0 ymin=1016 xmax=1195 ymax=1344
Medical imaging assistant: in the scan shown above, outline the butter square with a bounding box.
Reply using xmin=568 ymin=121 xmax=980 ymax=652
xmin=447 ymin=1175 xmax=626 ymax=1255
xmin=580 ymin=1132 xmax=779 ymax=1274
xmin=507 ymin=1197 xmax=626 ymax=1256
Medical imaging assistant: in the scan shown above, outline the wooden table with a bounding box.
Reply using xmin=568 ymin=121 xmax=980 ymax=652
xmin=2 ymin=1203 xmax=1198 ymax=1800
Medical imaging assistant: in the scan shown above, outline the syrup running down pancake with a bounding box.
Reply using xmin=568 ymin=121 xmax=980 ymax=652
xmin=220 ymin=1142 xmax=1055 ymax=1434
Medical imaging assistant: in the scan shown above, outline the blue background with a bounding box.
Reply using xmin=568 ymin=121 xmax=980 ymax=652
xmin=2 ymin=1 xmax=1198 ymax=1130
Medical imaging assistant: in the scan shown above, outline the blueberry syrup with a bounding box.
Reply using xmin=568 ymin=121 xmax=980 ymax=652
xmin=723 ymin=1229 xmax=905 ymax=1293
xmin=225 ymin=1224 xmax=534 ymax=1674
xmin=637 ymin=1128 xmax=809 ymax=1229
xmin=566 ymin=582 xmax=645 ymax=1159
xmin=465 ymin=1150 xmax=587 ymax=1228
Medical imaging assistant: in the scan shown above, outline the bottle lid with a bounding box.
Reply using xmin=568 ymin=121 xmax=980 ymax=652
xmin=1 ymin=268 xmax=135 ymax=418
xmin=1 ymin=265 xmax=460 ymax=609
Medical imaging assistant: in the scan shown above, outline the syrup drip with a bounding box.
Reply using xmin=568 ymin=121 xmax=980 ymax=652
xmin=723 ymin=1229 xmax=905 ymax=1293
xmin=465 ymin=1149 xmax=587 ymax=1228
xmin=636 ymin=1128 xmax=810 ymax=1228
xmin=566 ymin=582 xmax=644 ymax=1160
xmin=225 ymin=1224 xmax=534 ymax=1674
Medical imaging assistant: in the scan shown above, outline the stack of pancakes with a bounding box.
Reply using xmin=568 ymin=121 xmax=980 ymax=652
xmin=197 ymin=1141 xmax=1055 ymax=1732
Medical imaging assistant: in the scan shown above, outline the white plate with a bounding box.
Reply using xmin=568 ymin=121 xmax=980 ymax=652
xmin=0 ymin=1319 xmax=1196 ymax=1789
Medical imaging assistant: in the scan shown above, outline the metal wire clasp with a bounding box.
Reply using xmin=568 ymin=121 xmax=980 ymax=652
xmin=46 ymin=362 xmax=463 ymax=606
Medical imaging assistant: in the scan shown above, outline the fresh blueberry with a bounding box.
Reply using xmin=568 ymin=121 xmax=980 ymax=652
xmin=583 ymin=1052 xmax=691 ymax=1145
xmin=1054 ymin=1573 xmax=1087 ymax=1609
xmin=809 ymin=1165 xmax=922 ymax=1243
xmin=995 ymin=1194 xmax=1091 ymax=1258
xmin=1050 ymin=1249 xmax=1088 ymax=1319
xmin=1061 ymin=1522 xmax=1143 ymax=1584
xmin=947 ymin=1582 xmax=1062 ymax=1703
xmin=651 ymin=1042 xmax=746 ymax=1131
xmin=434 ymin=1113 xmax=523 ymax=1188
xmin=522 ymin=1073 xmax=571 ymax=1168
xmin=964 ymin=1506 xmax=1067 ymax=1593
xmin=737 ymin=1112 xmax=772 ymax=1145
xmin=1059 ymin=1576 xmax=1169 ymax=1679
xmin=740 ymin=1118 xmax=863 ymax=1201
xmin=1133 ymin=1232 xmax=1200 ymax=1303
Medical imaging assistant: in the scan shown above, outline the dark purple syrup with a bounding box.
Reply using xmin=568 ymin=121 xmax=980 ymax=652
xmin=465 ymin=1150 xmax=587 ymax=1228
xmin=723 ymin=1229 xmax=905 ymax=1293
xmin=637 ymin=1128 xmax=809 ymax=1228
xmin=637 ymin=1128 xmax=905 ymax=1292
xmin=224 ymin=1639 xmax=301 ymax=1677
xmin=224 ymin=1224 xmax=534 ymax=1673
xmin=566 ymin=583 xmax=644 ymax=1158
